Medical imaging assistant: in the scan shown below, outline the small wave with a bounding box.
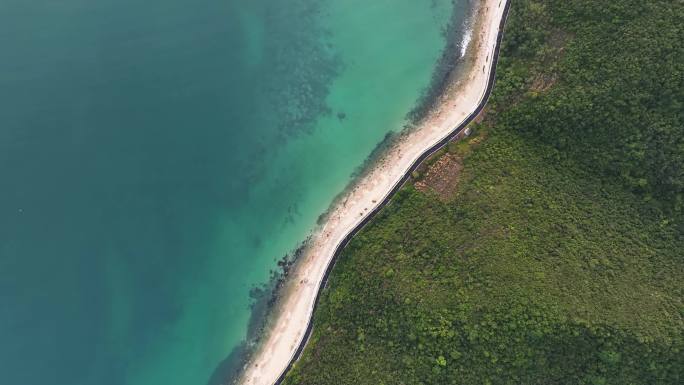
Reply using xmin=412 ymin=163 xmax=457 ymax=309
xmin=460 ymin=27 xmax=473 ymax=57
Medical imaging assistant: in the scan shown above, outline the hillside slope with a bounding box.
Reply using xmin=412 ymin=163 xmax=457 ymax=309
xmin=282 ymin=1 xmax=683 ymax=384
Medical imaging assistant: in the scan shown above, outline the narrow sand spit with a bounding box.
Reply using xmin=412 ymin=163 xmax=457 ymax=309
xmin=239 ymin=1 xmax=509 ymax=384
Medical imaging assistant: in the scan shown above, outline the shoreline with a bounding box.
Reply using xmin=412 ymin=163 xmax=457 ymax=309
xmin=237 ymin=1 xmax=511 ymax=384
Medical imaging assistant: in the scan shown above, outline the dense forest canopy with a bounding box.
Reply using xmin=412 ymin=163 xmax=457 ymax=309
xmin=494 ymin=0 xmax=683 ymax=215
xmin=282 ymin=1 xmax=683 ymax=384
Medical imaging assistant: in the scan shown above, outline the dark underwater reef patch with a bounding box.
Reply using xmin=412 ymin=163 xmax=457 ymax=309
xmin=262 ymin=0 xmax=341 ymax=140
xmin=408 ymin=0 xmax=476 ymax=124
xmin=208 ymin=238 xmax=310 ymax=385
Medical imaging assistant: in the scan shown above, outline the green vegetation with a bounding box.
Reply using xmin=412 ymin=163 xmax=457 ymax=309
xmin=282 ymin=1 xmax=683 ymax=384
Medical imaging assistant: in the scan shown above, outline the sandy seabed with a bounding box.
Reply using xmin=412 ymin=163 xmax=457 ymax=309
xmin=238 ymin=1 xmax=510 ymax=384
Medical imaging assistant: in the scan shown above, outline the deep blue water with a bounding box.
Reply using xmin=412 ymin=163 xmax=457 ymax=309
xmin=0 ymin=0 xmax=467 ymax=384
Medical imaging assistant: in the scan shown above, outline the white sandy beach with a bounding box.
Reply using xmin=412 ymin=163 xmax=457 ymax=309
xmin=238 ymin=0 xmax=509 ymax=384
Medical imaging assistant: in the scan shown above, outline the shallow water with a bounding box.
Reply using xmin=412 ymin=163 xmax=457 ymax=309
xmin=0 ymin=0 xmax=469 ymax=384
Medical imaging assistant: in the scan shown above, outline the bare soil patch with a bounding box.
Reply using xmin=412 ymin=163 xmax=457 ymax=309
xmin=415 ymin=153 xmax=463 ymax=201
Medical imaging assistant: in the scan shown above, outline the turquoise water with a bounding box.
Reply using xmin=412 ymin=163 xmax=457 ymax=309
xmin=0 ymin=1 xmax=469 ymax=384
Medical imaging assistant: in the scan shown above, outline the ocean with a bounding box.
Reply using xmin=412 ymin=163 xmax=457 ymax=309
xmin=0 ymin=0 xmax=470 ymax=384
